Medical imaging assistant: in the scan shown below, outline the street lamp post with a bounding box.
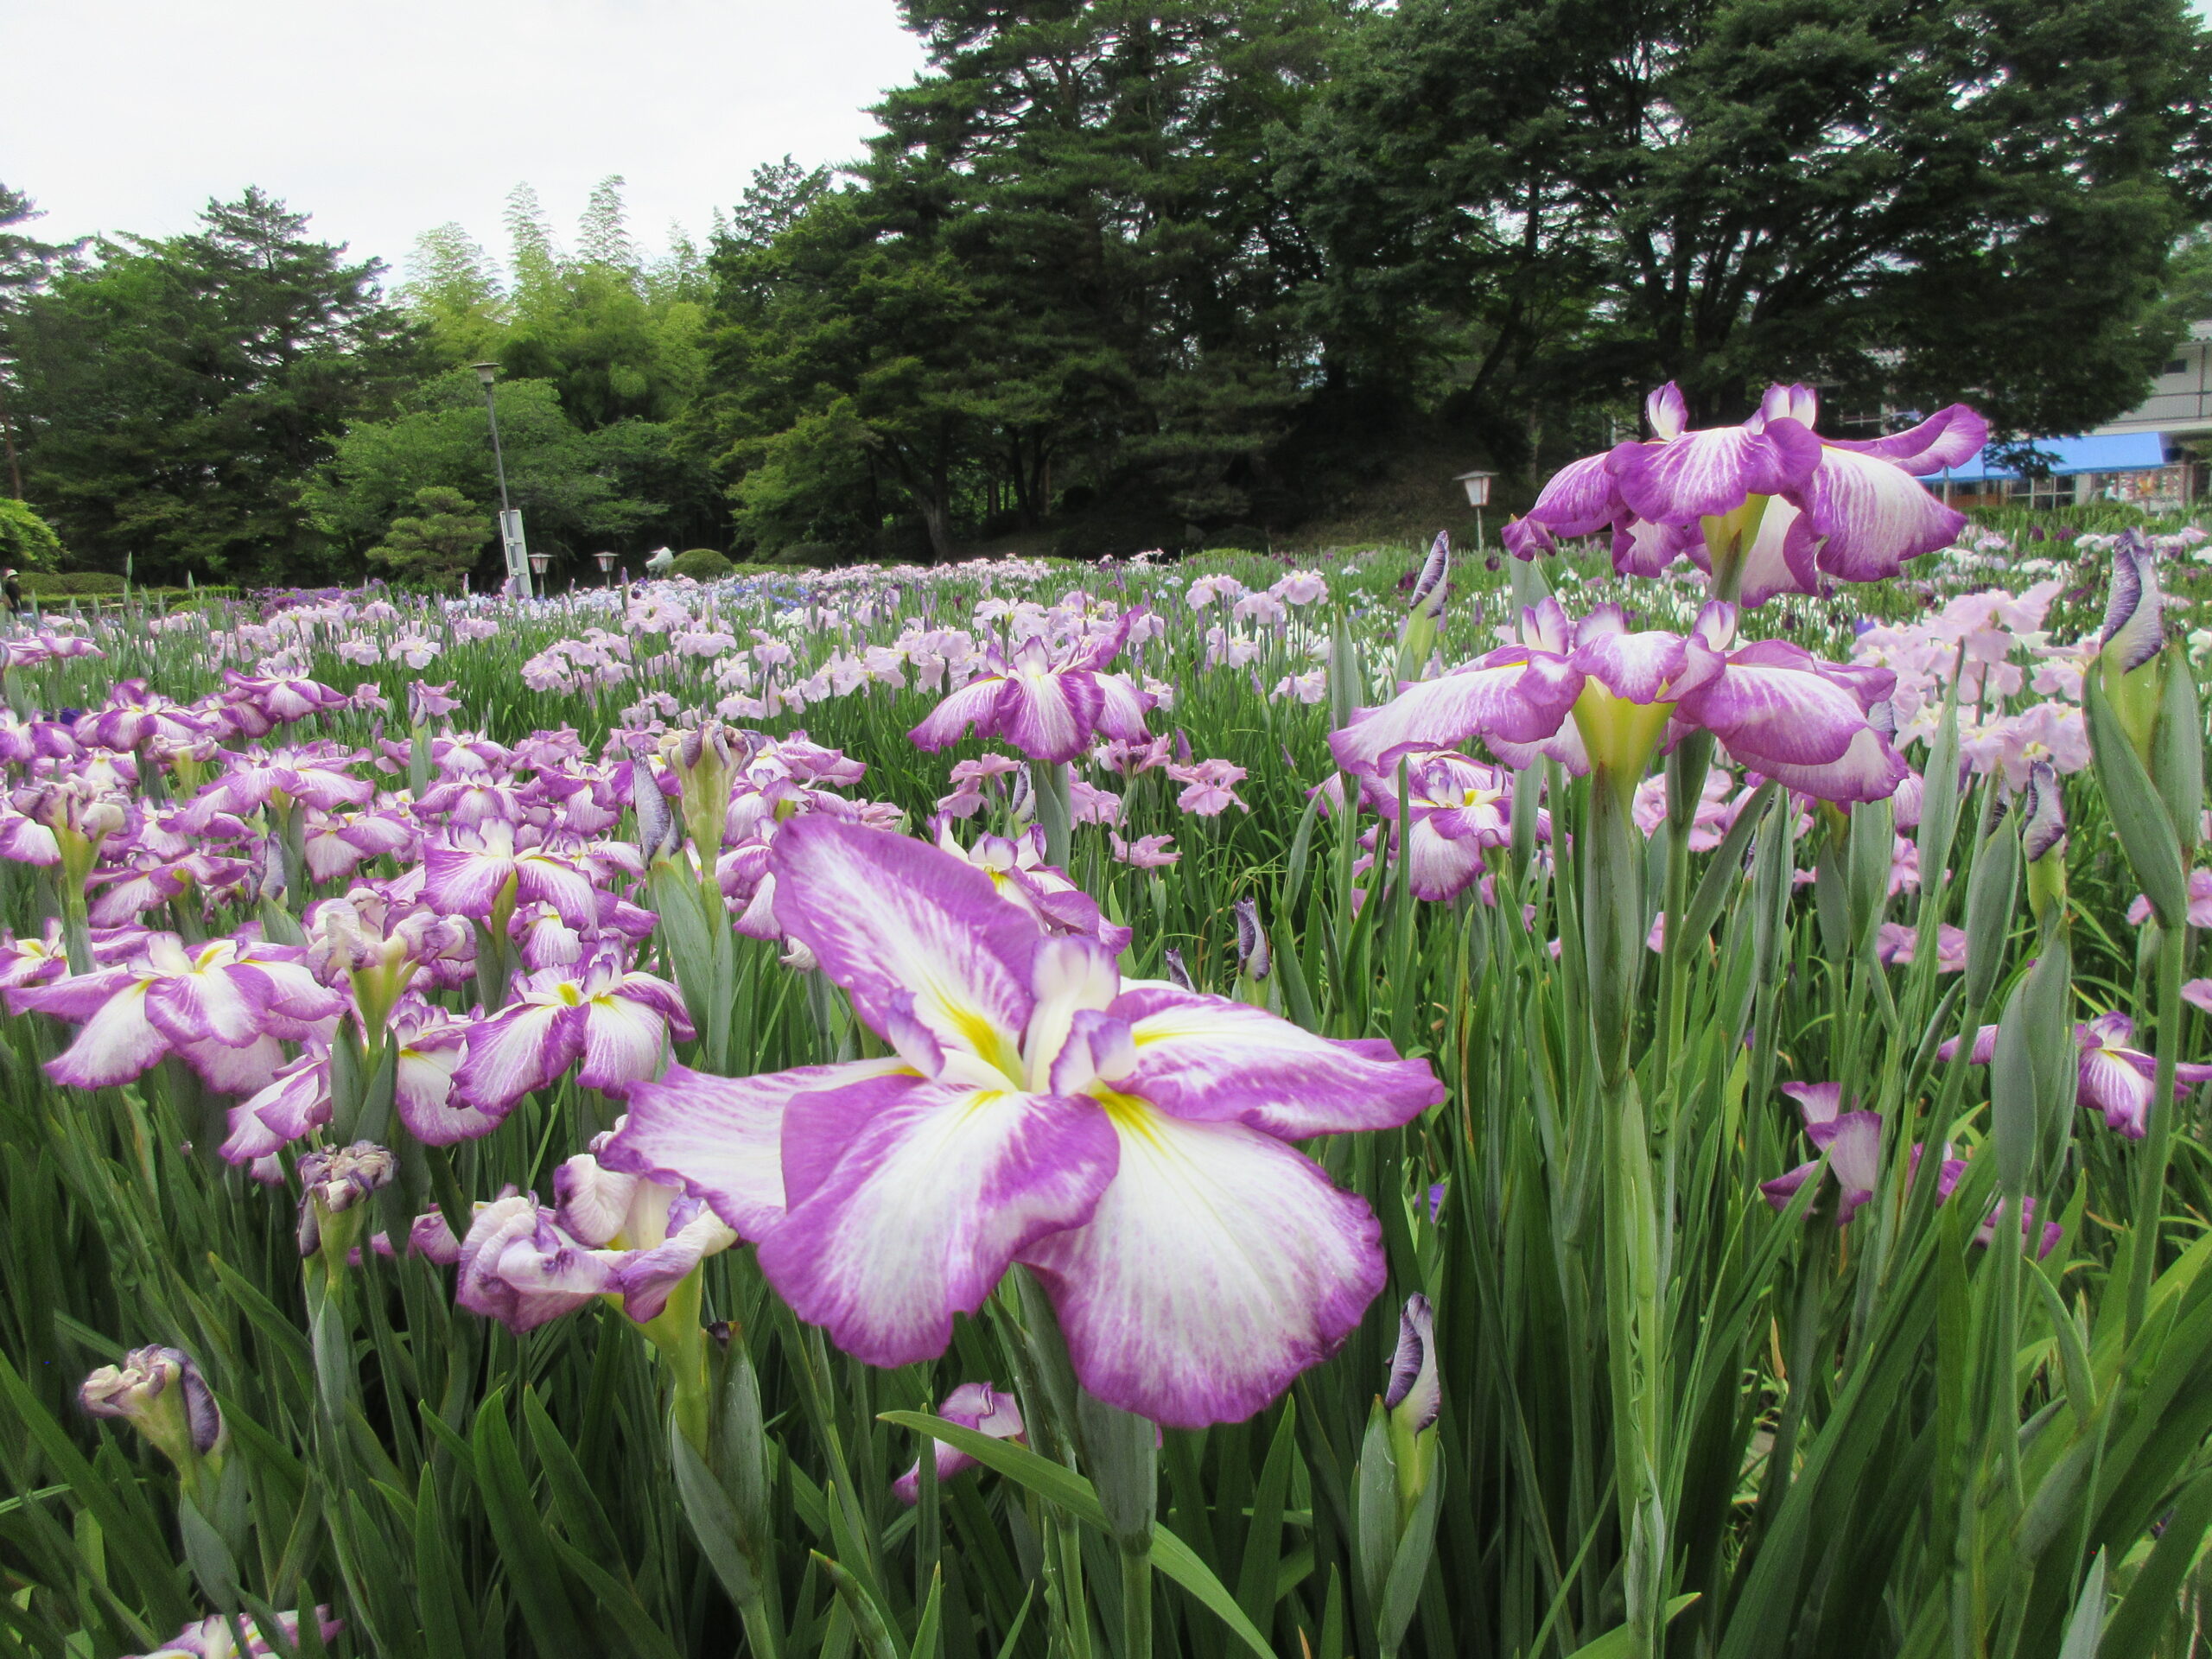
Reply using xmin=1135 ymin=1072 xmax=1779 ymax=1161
xmin=1454 ymin=469 xmax=1497 ymax=550
xmin=473 ymin=362 xmax=533 ymax=600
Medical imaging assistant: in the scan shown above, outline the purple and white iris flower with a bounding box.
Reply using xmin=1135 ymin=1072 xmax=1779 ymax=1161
xmin=893 ymin=1381 xmax=1027 ymax=1504
xmin=1346 ymin=748 xmax=1532 ymax=902
xmin=1331 ymin=598 xmax=1906 ymax=804
xmin=909 ymin=611 xmax=1154 ymax=764
xmin=1760 ymin=1082 xmax=1883 ymax=1224
xmin=79 ymin=1344 xmax=226 ymax=1467
xmin=453 ymin=1128 xmax=737 ymax=1332
xmin=11 ymin=933 xmax=346 ymax=1095
xmin=423 ymin=821 xmax=596 ymax=922
xmin=127 ymin=1608 xmax=344 ymax=1659
xmin=453 ymin=954 xmax=693 ymax=1119
xmin=606 ymin=816 xmax=1443 ymax=1427
xmin=221 ymin=995 xmax=480 ymax=1167
xmin=1942 ymin=1013 xmax=2212 ymax=1139
xmin=932 ymin=823 xmax=1134 ymax=953
xmin=1503 ymin=382 xmax=1985 ymax=607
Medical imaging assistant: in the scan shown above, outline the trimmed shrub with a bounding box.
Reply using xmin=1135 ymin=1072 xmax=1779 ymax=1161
xmin=671 ymin=548 xmax=735 ymax=581
xmin=19 ymin=571 xmax=126 ymax=595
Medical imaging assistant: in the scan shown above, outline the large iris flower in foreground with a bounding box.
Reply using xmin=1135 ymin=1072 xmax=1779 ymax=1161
xmin=1330 ymin=598 xmax=1906 ymax=803
xmin=908 ymin=612 xmax=1153 ymax=763
xmin=607 ymin=816 xmax=1442 ymax=1427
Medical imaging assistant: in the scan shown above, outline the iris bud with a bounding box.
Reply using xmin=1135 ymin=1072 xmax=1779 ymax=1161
xmin=296 ymin=1141 xmax=397 ymax=1260
xmin=2097 ymin=531 xmax=2167 ymax=765
xmin=1233 ymin=896 xmax=1272 ymax=1007
xmin=80 ymin=1345 xmax=226 ymax=1471
xmin=1384 ymin=1294 xmax=1440 ymax=1519
xmin=632 ymin=766 xmax=680 ymax=864
xmin=2021 ymin=760 xmax=2068 ymax=924
xmin=1395 ymin=531 xmax=1450 ymax=685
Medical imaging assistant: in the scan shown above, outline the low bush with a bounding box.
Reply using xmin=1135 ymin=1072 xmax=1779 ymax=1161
xmin=670 ymin=548 xmax=735 ymax=580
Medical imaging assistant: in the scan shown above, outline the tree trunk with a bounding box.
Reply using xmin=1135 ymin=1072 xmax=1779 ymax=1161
xmin=0 ymin=379 xmax=21 ymax=500
xmin=917 ymin=493 xmax=955 ymax=563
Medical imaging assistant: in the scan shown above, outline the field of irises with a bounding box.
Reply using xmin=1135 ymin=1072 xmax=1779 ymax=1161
xmin=9 ymin=385 xmax=2212 ymax=1659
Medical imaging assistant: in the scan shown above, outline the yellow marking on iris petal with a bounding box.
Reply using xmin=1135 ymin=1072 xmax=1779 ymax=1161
xmin=1095 ymin=1089 xmax=1168 ymax=1147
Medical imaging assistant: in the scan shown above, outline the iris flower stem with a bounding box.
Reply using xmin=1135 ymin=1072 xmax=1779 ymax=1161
xmin=1656 ymin=733 xmax=1716 ymax=1096
xmin=1585 ymin=764 xmax=1668 ymax=1659
xmin=1654 ymin=822 xmax=1691 ymax=1102
xmin=1121 ymin=1545 xmax=1153 ymax=1659
xmin=2126 ymin=920 xmax=2188 ymax=1336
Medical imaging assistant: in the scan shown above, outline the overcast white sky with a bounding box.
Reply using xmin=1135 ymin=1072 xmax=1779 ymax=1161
xmin=2 ymin=0 xmax=928 ymax=279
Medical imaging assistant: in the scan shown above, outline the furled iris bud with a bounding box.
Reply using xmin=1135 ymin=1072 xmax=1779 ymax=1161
xmin=2021 ymin=760 xmax=2068 ymax=922
xmin=1233 ymin=896 xmax=1271 ymax=1006
xmin=1162 ymin=947 xmax=1193 ymax=991
xmin=1395 ymin=532 xmax=1450 ymax=683
xmin=1384 ymin=1294 xmax=1440 ymax=1520
xmin=666 ymin=722 xmax=739 ymax=859
xmin=2097 ymin=530 xmax=2168 ymax=762
xmin=632 ymin=765 xmax=680 ymax=865
xmin=296 ymin=1141 xmax=397 ymax=1259
xmin=79 ymin=1345 xmax=226 ymax=1471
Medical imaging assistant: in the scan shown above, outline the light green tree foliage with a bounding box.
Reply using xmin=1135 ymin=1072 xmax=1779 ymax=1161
xmin=477 ymin=177 xmax=708 ymax=431
xmin=364 ymin=484 xmax=491 ymax=589
xmin=398 ymin=223 xmax=507 ymax=365
xmin=0 ymin=496 xmax=63 ymax=570
xmin=307 ymin=370 xmax=669 ymax=563
xmin=385 ymin=181 xmax=724 ymax=550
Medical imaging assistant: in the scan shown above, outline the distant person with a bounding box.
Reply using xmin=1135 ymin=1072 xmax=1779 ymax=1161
xmin=2 ymin=569 xmax=20 ymax=615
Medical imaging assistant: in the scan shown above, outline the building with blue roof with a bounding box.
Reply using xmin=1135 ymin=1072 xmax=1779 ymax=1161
xmin=1923 ymin=328 xmax=2209 ymax=508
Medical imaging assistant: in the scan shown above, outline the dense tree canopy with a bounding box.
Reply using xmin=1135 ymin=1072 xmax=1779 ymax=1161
xmin=3 ymin=0 xmax=2211 ymax=576
xmin=1291 ymin=0 xmax=2212 ymax=436
xmin=3 ymin=189 xmax=417 ymax=584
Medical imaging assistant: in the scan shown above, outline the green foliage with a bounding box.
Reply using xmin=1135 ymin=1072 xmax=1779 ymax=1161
xmin=397 ymin=222 xmax=506 ymax=365
xmin=690 ymin=3 xmax=1332 ymax=561
xmin=0 ymin=495 xmax=62 ymax=570
xmin=305 ymin=370 xmax=673 ymax=569
xmin=1291 ymin=0 xmax=2212 ymax=431
xmin=16 ymin=569 xmax=123 ymax=594
xmin=3 ymin=188 xmax=422 ymax=585
xmin=668 ymin=546 xmax=733 ymax=580
xmin=365 ymin=486 xmax=492 ymax=591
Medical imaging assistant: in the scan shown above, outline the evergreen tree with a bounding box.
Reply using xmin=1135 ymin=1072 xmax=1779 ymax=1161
xmin=0 ymin=185 xmax=77 ymax=501
xmin=365 ymin=484 xmax=491 ymax=589
xmin=1296 ymin=0 xmax=2212 ymax=436
xmin=691 ymin=0 xmax=1341 ymax=560
xmin=5 ymin=188 xmax=420 ymax=583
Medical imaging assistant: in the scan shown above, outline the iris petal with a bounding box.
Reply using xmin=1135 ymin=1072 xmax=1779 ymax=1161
xmin=1021 ymin=1097 xmax=1385 ymax=1429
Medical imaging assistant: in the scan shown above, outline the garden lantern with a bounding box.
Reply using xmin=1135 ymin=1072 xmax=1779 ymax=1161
xmin=1455 ymin=468 xmax=1497 ymax=548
